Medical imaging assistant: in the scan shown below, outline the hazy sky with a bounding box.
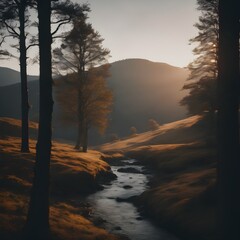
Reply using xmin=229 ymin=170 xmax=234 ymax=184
xmin=0 ymin=0 xmax=200 ymax=75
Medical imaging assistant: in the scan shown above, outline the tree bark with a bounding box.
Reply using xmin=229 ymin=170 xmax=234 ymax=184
xmin=82 ymin=121 xmax=88 ymax=152
xmin=19 ymin=0 xmax=30 ymax=152
xmin=217 ymin=0 xmax=240 ymax=239
xmin=25 ymin=0 xmax=53 ymax=239
xmin=74 ymin=120 xmax=82 ymax=149
xmin=75 ymin=89 xmax=83 ymax=150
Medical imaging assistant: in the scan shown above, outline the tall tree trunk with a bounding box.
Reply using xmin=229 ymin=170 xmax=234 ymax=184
xmin=25 ymin=0 xmax=53 ymax=239
xmin=74 ymin=120 xmax=82 ymax=149
xmin=75 ymin=89 xmax=83 ymax=150
xmin=82 ymin=121 xmax=88 ymax=152
xmin=217 ymin=0 xmax=240 ymax=239
xmin=19 ymin=0 xmax=30 ymax=152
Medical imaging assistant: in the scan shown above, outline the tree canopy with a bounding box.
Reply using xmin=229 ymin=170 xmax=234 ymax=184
xmin=53 ymin=18 xmax=110 ymax=76
xmin=55 ymin=65 xmax=113 ymax=135
xmin=53 ymin=15 xmax=111 ymax=151
xmin=181 ymin=0 xmax=219 ymax=115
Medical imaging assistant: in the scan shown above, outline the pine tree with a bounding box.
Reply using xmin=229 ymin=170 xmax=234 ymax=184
xmin=181 ymin=0 xmax=219 ymax=115
xmin=55 ymin=65 xmax=113 ymax=152
xmin=0 ymin=0 xmax=34 ymax=152
xmin=53 ymin=17 xmax=110 ymax=151
xmin=25 ymin=0 xmax=53 ymax=238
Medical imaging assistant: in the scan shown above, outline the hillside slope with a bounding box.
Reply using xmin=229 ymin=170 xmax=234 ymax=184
xmin=0 ymin=59 xmax=189 ymax=144
xmin=0 ymin=118 xmax=120 ymax=240
xmin=0 ymin=67 xmax=37 ymax=87
xmin=99 ymin=115 xmax=217 ymax=240
xmin=107 ymin=59 xmax=189 ymax=137
xmin=99 ymin=115 xmax=204 ymax=152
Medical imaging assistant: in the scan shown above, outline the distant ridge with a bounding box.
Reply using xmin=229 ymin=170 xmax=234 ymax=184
xmin=0 ymin=59 xmax=189 ymax=144
xmin=106 ymin=58 xmax=189 ymax=137
xmin=111 ymin=58 xmax=183 ymax=70
xmin=0 ymin=67 xmax=38 ymax=87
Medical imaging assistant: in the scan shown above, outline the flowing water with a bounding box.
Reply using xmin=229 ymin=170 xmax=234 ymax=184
xmin=87 ymin=159 xmax=179 ymax=240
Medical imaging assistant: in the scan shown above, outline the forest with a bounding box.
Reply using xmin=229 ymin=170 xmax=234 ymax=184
xmin=0 ymin=0 xmax=239 ymax=240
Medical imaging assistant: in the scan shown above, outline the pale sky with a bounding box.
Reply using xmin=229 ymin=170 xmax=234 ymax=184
xmin=0 ymin=0 xmax=199 ymax=75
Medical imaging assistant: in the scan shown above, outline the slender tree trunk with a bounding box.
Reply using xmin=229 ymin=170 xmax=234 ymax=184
xmin=19 ymin=0 xmax=30 ymax=152
xmin=217 ymin=0 xmax=240 ymax=239
xmin=75 ymin=89 xmax=83 ymax=150
xmin=82 ymin=121 xmax=88 ymax=152
xmin=25 ymin=0 xmax=53 ymax=239
xmin=75 ymin=120 xmax=83 ymax=150
xmin=74 ymin=120 xmax=81 ymax=149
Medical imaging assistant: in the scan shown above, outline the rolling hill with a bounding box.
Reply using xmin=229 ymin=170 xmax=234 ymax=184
xmin=107 ymin=59 xmax=189 ymax=136
xmin=98 ymin=115 xmax=217 ymax=240
xmin=0 ymin=67 xmax=38 ymax=87
xmin=0 ymin=59 xmax=189 ymax=144
xmin=0 ymin=117 xmax=119 ymax=240
xmin=99 ymin=115 xmax=204 ymax=153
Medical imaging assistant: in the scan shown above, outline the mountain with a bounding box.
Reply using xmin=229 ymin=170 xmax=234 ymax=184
xmin=0 ymin=59 xmax=189 ymax=145
xmin=0 ymin=81 xmax=39 ymax=120
xmin=106 ymin=59 xmax=188 ymax=137
xmin=0 ymin=67 xmax=38 ymax=87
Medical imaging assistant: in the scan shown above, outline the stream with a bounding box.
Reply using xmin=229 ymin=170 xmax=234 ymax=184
xmin=87 ymin=159 xmax=179 ymax=240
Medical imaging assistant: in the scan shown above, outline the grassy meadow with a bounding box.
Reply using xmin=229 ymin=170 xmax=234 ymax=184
xmin=0 ymin=118 xmax=121 ymax=240
xmin=99 ymin=115 xmax=217 ymax=240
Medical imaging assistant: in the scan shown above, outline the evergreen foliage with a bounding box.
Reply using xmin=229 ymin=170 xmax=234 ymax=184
xmin=181 ymin=0 xmax=219 ymax=115
xmin=53 ymin=16 xmax=111 ymax=151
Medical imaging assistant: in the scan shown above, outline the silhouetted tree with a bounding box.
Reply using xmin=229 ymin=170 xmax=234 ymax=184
xmin=217 ymin=0 xmax=240 ymax=239
xmin=25 ymin=0 xmax=53 ymax=238
xmin=55 ymin=65 xmax=113 ymax=152
xmin=181 ymin=0 xmax=219 ymax=115
xmin=0 ymin=0 xmax=88 ymax=152
xmin=30 ymin=0 xmax=89 ymax=44
xmin=0 ymin=0 xmax=34 ymax=152
xmin=28 ymin=1 xmax=89 ymax=67
xmin=148 ymin=118 xmax=159 ymax=131
xmin=53 ymin=17 xmax=110 ymax=151
xmin=51 ymin=0 xmax=89 ymax=36
xmin=109 ymin=133 xmax=119 ymax=142
xmin=130 ymin=126 xmax=137 ymax=136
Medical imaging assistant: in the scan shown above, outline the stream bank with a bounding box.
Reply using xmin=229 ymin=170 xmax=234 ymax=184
xmin=96 ymin=116 xmax=217 ymax=240
xmin=87 ymin=157 xmax=179 ymax=240
xmin=0 ymin=132 xmax=122 ymax=240
xmin=124 ymin=144 xmax=217 ymax=240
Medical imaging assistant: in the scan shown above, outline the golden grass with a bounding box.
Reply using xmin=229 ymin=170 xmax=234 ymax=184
xmin=0 ymin=115 xmax=217 ymax=240
xmin=0 ymin=191 xmax=119 ymax=240
xmin=139 ymin=165 xmax=217 ymax=240
xmin=50 ymin=203 xmax=118 ymax=240
xmin=0 ymin=136 xmax=112 ymax=194
xmin=0 ymin=117 xmax=38 ymax=139
xmin=99 ymin=115 xmax=203 ymax=152
xmin=99 ymin=115 xmax=217 ymax=240
xmin=0 ymin=117 xmax=119 ymax=240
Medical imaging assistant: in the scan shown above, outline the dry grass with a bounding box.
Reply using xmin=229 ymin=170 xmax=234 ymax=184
xmin=99 ymin=115 xmax=203 ymax=152
xmin=50 ymin=202 xmax=119 ymax=240
xmin=127 ymin=142 xmax=216 ymax=173
xmin=131 ymin=143 xmax=217 ymax=240
xmin=0 ymin=136 xmax=113 ymax=195
xmin=0 ymin=117 xmax=119 ymax=240
xmin=99 ymin=115 xmax=217 ymax=240
xmin=138 ymin=166 xmax=217 ymax=240
xmin=0 ymin=190 xmax=119 ymax=240
xmin=0 ymin=117 xmax=38 ymax=139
